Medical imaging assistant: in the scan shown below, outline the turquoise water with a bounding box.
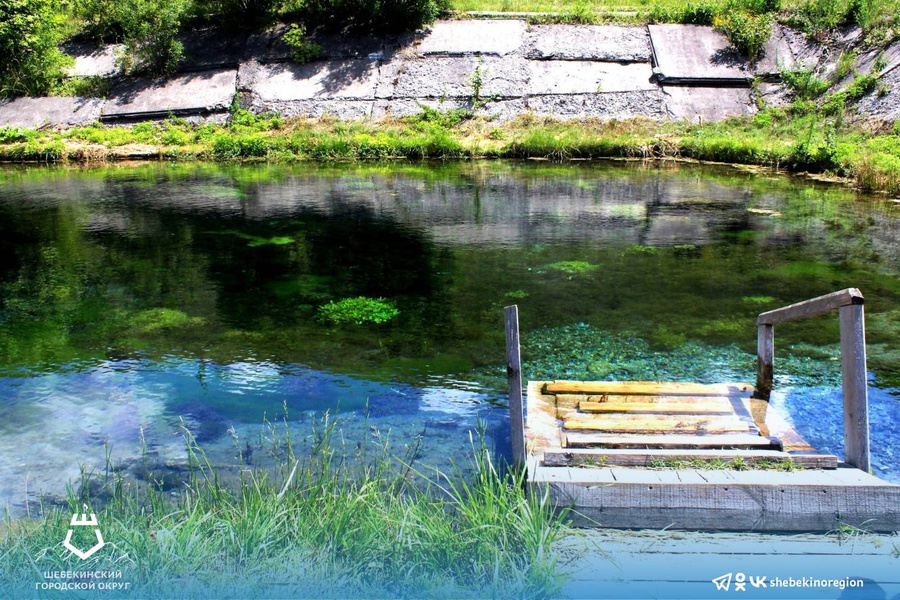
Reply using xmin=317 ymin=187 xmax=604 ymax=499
xmin=0 ymin=161 xmax=898 ymax=514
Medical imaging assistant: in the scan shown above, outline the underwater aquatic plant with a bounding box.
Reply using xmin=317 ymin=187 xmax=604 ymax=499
xmin=317 ymin=296 xmax=399 ymax=325
xmin=544 ymin=261 xmax=599 ymax=275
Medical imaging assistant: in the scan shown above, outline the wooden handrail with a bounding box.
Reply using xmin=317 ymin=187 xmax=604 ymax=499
xmin=756 ymin=288 xmax=870 ymax=472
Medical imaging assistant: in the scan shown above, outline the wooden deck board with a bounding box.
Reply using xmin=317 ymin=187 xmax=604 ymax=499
xmin=578 ymin=397 xmax=735 ymax=414
xmin=542 ymin=448 xmax=838 ymax=468
xmin=544 ymin=381 xmax=755 ymax=397
xmin=564 ymin=431 xmax=782 ymax=449
xmin=564 ymin=413 xmax=758 ymax=435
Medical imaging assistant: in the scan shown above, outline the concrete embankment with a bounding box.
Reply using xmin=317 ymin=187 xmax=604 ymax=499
xmin=1 ymin=20 xmax=899 ymax=128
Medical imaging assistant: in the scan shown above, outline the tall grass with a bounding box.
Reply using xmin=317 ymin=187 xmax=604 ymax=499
xmin=0 ymin=416 xmax=566 ymax=598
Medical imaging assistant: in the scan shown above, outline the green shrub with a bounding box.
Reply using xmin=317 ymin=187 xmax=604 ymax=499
xmin=713 ymin=9 xmax=772 ymax=62
xmin=192 ymin=0 xmax=282 ymax=30
xmin=116 ymin=0 xmax=190 ymax=76
xmin=72 ymin=0 xmax=123 ymax=43
xmin=300 ymin=0 xmax=450 ymax=33
xmin=282 ymin=24 xmax=322 ymax=64
xmin=647 ymin=2 xmax=717 ymax=24
xmin=788 ymin=0 xmax=856 ymax=38
xmin=318 ymin=296 xmax=399 ymax=325
xmin=781 ymin=66 xmax=830 ymax=99
xmin=0 ymin=0 xmax=71 ymax=97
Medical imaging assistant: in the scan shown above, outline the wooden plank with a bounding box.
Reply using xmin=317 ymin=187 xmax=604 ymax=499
xmin=756 ymin=323 xmax=774 ymax=399
xmin=544 ymin=381 xmax=755 ymax=397
xmin=756 ymin=287 xmax=863 ymax=326
xmin=578 ymin=397 xmax=735 ymax=415
xmin=525 ymin=380 xmax=566 ymax=457
xmin=531 ymin=466 xmax=900 ymax=531
xmin=504 ymin=305 xmax=526 ymax=468
xmin=744 ymin=397 xmax=817 ymax=453
xmin=839 ymin=303 xmax=871 ymax=472
xmin=542 ymin=448 xmax=838 ymax=469
xmin=565 ymin=432 xmax=781 ymax=449
xmin=564 ymin=413 xmax=757 ymax=434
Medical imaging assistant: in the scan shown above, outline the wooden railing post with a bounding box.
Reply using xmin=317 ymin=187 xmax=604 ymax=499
xmin=839 ymin=303 xmax=870 ymax=472
xmin=504 ymin=305 xmax=526 ymax=469
xmin=756 ymin=323 xmax=774 ymax=399
xmin=756 ymin=288 xmax=870 ymax=472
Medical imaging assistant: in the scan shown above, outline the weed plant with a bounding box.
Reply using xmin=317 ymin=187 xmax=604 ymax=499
xmin=0 ymin=417 xmax=566 ymax=597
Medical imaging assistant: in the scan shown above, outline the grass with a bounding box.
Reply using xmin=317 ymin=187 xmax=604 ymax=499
xmin=2 ymin=103 xmax=900 ymax=196
xmin=0 ymin=416 xmax=567 ymax=598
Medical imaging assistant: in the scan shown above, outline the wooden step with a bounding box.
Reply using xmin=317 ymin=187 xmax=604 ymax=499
xmin=564 ymin=432 xmax=782 ymax=450
xmin=544 ymin=381 xmax=755 ymax=397
xmin=541 ymin=448 xmax=838 ymax=469
xmin=578 ymin=396 xmax=736 ymax=415
xmin=564 ymin=413 xmax=758 ymax=435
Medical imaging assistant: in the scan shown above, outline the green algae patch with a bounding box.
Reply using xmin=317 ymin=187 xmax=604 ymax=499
xmin=126 ymin=308 xmax=206 ymax=334
xmin=544 ymin=261 xmax=600 ymax=275
xmin=318 ymin=297 xmax=400 ymax=325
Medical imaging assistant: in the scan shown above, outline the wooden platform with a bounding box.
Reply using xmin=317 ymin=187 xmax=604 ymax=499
xmin=525 ymin=380 xmax=900 ymax=532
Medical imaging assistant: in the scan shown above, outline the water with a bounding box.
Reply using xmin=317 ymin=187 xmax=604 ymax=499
xmin=0 ymin=161 xmax=898 ymax=514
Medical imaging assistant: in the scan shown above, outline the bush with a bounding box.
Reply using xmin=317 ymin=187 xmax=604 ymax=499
xmin=116 ymin=0 xmax=190 ymax=76
xmin=0 ymin=0 xmax=70 ymax=97
xmin=781 ymin=66 xmax=830 ymax=99
xmin=282 ymin=24 xmax=322 ymax=64
xmin=713 ymin=9 xmax=773 ymax=62
xmin=191 ymin=0 xmax=282 ymax=30
xmin=300 ymin=0 xmax=450 ymax=33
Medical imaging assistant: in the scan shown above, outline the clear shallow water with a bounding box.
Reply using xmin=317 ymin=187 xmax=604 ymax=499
xmin=0 ymin=161 xmax=898 ymax=514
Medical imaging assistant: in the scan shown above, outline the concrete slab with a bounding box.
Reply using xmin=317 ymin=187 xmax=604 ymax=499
xmin=856 ymin=66 xmax=900 ymax=121
xmin=240 ymin=60 xmax=379 ymax=101
xmin=856 ymin=40 xmax=900 ymax=78
xmin=663 ymin=85 xmax=756 ymax=122
xmin=62 ymin=41 xmax=123 ymax=77
xmin=246 ymin=99 xmax=374 ymax=119
xmin=756 ymin=24 xmax=796 ymax=76
xmin=780 ymin=25 xmax=822 ymax=70
xmin=378 ymin=56 xmax=530 ymax=99
xmin=0 ymin=97 xmax=104 ymax=129
xmin=649 ymin=24 xmax=751 ymax=82
xmin=102 ymin=68 xmax=236 ymax=120
xmin=244 ymin=25 xmax=409 ymax=62
xmin=758 ymin=81 xmax=791 ymax=108
xmin=179 ymin=29 xmax=248 ymax=71
xmin=371 ymin=97 xmax=527 ymax=121
xmin=526 ymin=90 xmax=668 ymax=120
xmin=415 ymin=19 xmax=526 ymax=56
xmin=522 ymin=25 xmax=651 ymax=62
xmin=527 ymin=61 xmax=655 ymax=94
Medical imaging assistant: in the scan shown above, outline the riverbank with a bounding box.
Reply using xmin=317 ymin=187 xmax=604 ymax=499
xmin=3 ymin=109 xmax=899 ymax=196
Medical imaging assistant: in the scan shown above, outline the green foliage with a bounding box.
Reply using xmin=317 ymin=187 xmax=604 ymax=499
xmin=0 ymin=126 xmax=36 ymax=143
xmin=282 ymin=24 xmax=322 ymax=64
xmin=193 ymin=0 xmax=283 ymax=30
xmin=300 ymin=0 xmax=450 ymax=33
xmin=0 ymin=0 xmax=71 ymax=97
xmin=71 ymin=0 xmax=123 ymax=43
xmin=318 ymin=296 xmax=400 ymax=325
xmin=781 ymin=66 xmax=830 ymax=99
xmin=786 ymin=0 xmax=856 ymax=38
xmin=51 ymin=75 xmax=113 ymax=98
xmin=116 ymin=0 xmax=190 ymax=76
xmin=713 ymin=7 xmax=773 ymax=62
xmin=647 ymin=1 xmax=718 ymax=24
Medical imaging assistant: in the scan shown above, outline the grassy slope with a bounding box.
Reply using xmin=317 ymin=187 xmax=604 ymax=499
xmin=2 ymin=108 xmax=899 ymax=196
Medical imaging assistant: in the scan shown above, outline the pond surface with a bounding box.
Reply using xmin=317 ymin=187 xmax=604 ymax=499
xmin=0 ymin=161 xmax=898 ymax=514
